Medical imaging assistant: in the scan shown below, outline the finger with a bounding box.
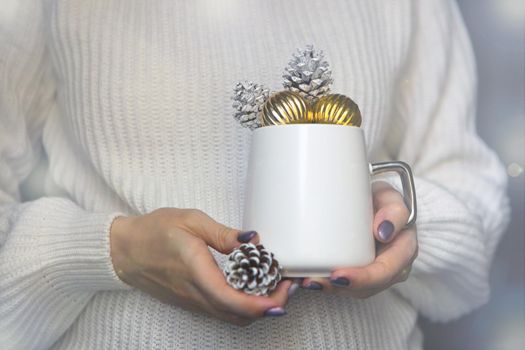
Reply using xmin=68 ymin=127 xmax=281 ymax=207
xmin=178 ymin=209 xmax=260 ymax=254
xmin=330 ymin=228 xmax=417 ymax=290
xmin=301 ymin=277 xmax=334 ymax=293
xmin=391 ymin=236 xmax=418 ymax=284
xmin=372 ymin=183 xmax=410 ymax=243
xmin=267 ymin=278 xmax=294 ymax=307
xmin=340 ymin=264 xmax=413 ymax=299
xmin=392 ymin=264 xmax=412 ymax=284
xmin=216 ymin=279 xmax=293 ymax=319
xmin=286 ymin=278 xmax=302 ymax=298
xmin=190 ymin=244 xmax=289 ymax=318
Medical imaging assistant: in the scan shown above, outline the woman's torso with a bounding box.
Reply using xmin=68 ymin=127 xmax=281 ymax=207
xmin=42 ymin=0 xmax=421 ymax=348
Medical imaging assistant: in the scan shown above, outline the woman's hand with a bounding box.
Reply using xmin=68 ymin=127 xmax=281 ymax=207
xmin=110 ymin=208 xmax=292 ymax=326
xmin=300 ymin=181 xmax=418 ymax=297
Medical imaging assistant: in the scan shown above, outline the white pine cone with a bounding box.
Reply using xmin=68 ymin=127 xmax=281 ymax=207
xmin=282 ymin=44 xmax=333 ymax=103
xmin=223 ymin=243 xmax=282 ymax=296
xmin=231 ymin=81 xmax=270 ymax=130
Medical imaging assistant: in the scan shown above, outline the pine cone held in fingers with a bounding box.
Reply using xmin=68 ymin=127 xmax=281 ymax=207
xmin=223 ymin=243 xmax=282 ymax=296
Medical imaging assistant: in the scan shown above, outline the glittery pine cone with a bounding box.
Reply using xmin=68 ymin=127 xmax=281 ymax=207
xmin=282 ymin=44 xmax=333 ymax=103
xmin=223 ymin=243 xmax=282 ymax=296
xmin=231 ymin=81 xmax=270 ymax=130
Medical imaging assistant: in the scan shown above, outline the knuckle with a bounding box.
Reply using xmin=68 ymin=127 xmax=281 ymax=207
xmin=407 ymin=238 xmax=419 ymax=263
xmin=151 ymin=207 xmax=172 ymax=218
xmin=360 ymin=269 xmax=372 ymax=288
xmin=277 ymin=298 xmax=289 ymax=308
xmin=222 ymin=302 xmax=259 ymax=319
xmin=372 ymin=182 xmax=395 ymax=199
xmin=396 ymin=263 xmax=413 ymax=283
xmin=174 ymin=208 xmax=205 ymax=227
xmin=207 ymin=292 xmax=231 ymax=313
xmin=184 ymin=208 xmax=203 ymax=220
xmin=214 ymin=225 xmax=233 ymax=253
xmin=372 ymin=195 xmax=382 ymax=208
xmin=245 ymin=305 xmax=264 ymax=318
xmin=392 ymin=202 xmax=409 ymax=218
xmin=210 ymin=292 xmax=259 ymax=319
xmin=377 ymin=260 xmax=396 ymax=285
xmin=377 ymin=260 xmax=391 ymax=277
xmin=372 ymin=181 xmax=391 ymax=191
xmin=398 ymin=272 xmax=409 ymax=283
xmin=218 ymin=304 xmax=240 ymax=318
xmin=389 ymin=188 xmax=405 ymax=200
xmin=210 ymin=298 xmax=229 ymax=313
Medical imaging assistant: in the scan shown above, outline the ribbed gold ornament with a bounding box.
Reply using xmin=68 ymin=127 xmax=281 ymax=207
xmin=261 ymin=91 xmax=310 ymax=126
xmin=312 ymin=94 xmax=362 ymax=126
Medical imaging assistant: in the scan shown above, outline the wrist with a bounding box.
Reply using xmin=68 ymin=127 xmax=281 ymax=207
xmin=109 ymin=215 xmax=137 ymax=285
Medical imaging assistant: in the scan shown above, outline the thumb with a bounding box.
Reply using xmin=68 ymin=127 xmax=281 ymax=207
xmin=372 ymin=182 xmax=410 ymax=243
xmin=182 ymin=209 xmax=260 ymax=254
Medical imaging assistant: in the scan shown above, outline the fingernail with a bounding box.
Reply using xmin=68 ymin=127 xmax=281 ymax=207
xmin=237 ymin=230 xmax=257 ymax=243
xmin=304 ymin=282 xmax=323 ymax=290
xmin=288 ymin=282 xmax=300 ymax=297
xmin=330 ymin=277 xmax=350 ymax=287
xmin=264 ymin=307 xmax=286 ymax=317
xmin=378 ymin=220 xmax=395 ymax=241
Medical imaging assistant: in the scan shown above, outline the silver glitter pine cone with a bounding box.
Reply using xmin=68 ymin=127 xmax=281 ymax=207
xmin=223 ymin=243 xmax=282 ymax=296
xmin=232 ymin=81 xmax=270 ymax=130
xmin=282 ymin=44 xmax=334 ymax=103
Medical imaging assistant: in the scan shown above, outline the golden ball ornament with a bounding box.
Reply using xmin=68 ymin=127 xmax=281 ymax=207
xmin=261 ymin=91 xmax=310 ymax=126
xmin=312 ymin=94 xmax=362 ymax=126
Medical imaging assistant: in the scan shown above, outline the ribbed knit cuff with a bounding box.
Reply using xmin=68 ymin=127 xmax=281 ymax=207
xmin=17 ymin=198 xmax=132 ymax=294
xmin=0 ymin=198 xmax=135 ymax=349
xmin=386 ymin=177 xmax=490 ymax=322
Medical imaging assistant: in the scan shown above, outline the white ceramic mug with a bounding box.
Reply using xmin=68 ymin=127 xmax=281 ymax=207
xmin=242 ymin=124 xmax=416 ymax=277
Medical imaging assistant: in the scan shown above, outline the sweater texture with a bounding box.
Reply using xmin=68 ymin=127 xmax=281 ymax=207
xmin=0 ymin=0 xmax=510 ymax=349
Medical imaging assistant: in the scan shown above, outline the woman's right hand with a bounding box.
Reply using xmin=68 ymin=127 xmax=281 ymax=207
xmin=109 ymin=208 xmax=292 ymax=326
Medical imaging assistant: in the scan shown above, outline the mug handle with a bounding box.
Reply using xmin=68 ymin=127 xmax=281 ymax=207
xmin=370 ymin=161 xmax=417 ymax=226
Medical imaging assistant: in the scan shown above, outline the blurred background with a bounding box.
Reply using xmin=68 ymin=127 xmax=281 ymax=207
xmin=421 ymin=1 xmax=525 ymax=349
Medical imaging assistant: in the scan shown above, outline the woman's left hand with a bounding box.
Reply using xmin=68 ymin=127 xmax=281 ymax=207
xmin=299 ymin=181 xmax=418 ymax=297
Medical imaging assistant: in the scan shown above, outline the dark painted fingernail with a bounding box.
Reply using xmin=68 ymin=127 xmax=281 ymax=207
xmin=330 ymin=277 xmax=350 ymax=286
xmin=264 ymin=307 xmax=286 ymax=317
xmin=288 ymin=282 xmax=300 ymax=297
xmin=378 ymin=220 xmax=395 ymax=241
xmin=237 ymin=230 xmax=257 ymax=243
xmin=304 ymin=281 xmax=323 ymax=290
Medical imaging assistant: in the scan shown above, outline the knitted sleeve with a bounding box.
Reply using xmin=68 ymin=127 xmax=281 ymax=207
xmin=0 ymin=2 xmax=129 ymax=349
xmin=383 ymin=0 xmax=510 ymax=322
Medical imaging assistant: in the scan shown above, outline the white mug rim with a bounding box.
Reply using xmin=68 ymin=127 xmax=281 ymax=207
xmin=253 ymin=123 xmax=363 ymax=134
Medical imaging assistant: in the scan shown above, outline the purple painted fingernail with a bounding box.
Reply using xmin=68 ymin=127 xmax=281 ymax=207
xmin=264 ymin=307 xmax=286 ymax=317
xmin=304 ymin=282 xmax=323 ymax=290
xmin=378 ymin=220 xmax=395 ymax=241
xmin=288 ymin=282 xmax=300 ymax=297
xmin=330 ymin=277 xmax=350 ymax=286
xmin=237 ymin=230 xmax=257 ymax=243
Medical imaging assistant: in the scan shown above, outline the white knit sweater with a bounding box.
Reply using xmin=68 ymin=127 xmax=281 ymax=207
xmin=0 ymin=0 xmax=510 ymax=349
